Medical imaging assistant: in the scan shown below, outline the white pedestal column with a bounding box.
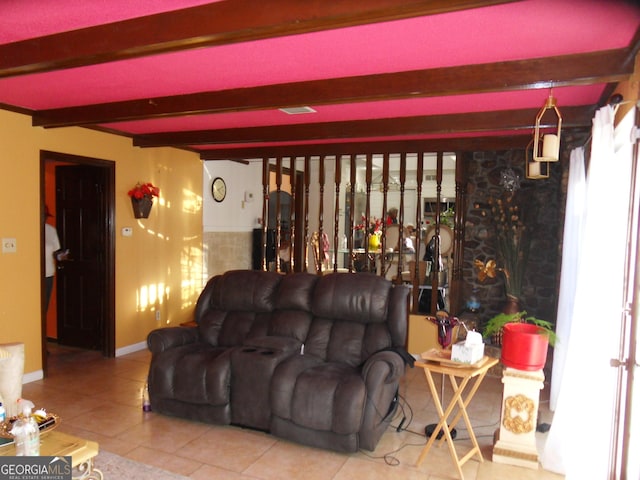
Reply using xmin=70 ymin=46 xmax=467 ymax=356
xmin=492 ymin=367 xmax=545 ymax=469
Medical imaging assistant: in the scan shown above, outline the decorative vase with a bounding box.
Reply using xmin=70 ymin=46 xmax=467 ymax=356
xmin=501 ymin=322 xmax=549 ymax=371
xmin=131 ymin=196 xmax=153 ymax=219
xmin=491 ymin=296 xmax=524 ymax=346
xmin=368 ymin=233 xmax=380 ymax=250
xmin=501 ymin=294 xmax=522 ymax=314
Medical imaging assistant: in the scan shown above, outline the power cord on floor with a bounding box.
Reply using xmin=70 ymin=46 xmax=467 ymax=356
xmin=359 ymin=393 xmax=426 ymax=466
xmin=361 ymin=393 xmax=504 ymax=467
xmin=392 ymin=392 xmax=413 ymax=433
xmin=359 ymin=439 xmax=427 ymax=467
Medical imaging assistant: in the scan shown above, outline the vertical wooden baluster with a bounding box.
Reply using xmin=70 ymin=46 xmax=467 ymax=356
xmin=333 ymin=156 xmax=341 ymax=272
xmin=380 ymin=154 xmax=389 ymax=276
xmin=364 ymin=154 xmax=373 ymax=271
xmin=348 ymin=155 xmax=356 ymax=272
xmin=303 ymin=156 xmax=311 ymax=273
xmin=317 ymin=156 xmax=325 ymax=275
xmin=261 ymin=158 xmax=269 ymax=271
xmin=396 ymin=152 xmax=407 ymax=283
xmin=275 ymin=157 xmax=283 ymax=273
xmin=451 ymin=151 xmax=465 ymax=313
xmin=288 ymin=156 xmax=296 ymax=273
xmin=413 ymin=153 xmax=424 ymax=313
xmin=430 ymin=152 xmax=443 ymax=313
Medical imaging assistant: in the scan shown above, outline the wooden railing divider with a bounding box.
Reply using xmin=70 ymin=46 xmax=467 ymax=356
xmin=254 ymin=151 xmax=462 ymax=314
xmin=430 ymin=152 xmax=443 ymax=312
xmin=288 ymin=156 xmax=296 ymax=271
xmin=412 ymin=153 xmax=424 ymax=312
xmin=451 ymin=151 xmax=466 ymax=311
xmin=332 ymin=156 xmax=341 ymax=272
xmin=303 ymin=156 xmax=311 ymax=272
xmin=316 ymin=156 xmax=326 ymax=274
xmin=261 ymin=158 xmax=269 ymax=271
xmin=380 ymin=154 xmax=389 ymax=274
xmin=396 ymin=152 xmax=407 ymax=282
xmin=348 ymin=155 xmax=356 ymax=272
xmin=274 ymin=157 xmax=283 ymax=272
xmin=364 ymin=154 xmax=373 ymax=267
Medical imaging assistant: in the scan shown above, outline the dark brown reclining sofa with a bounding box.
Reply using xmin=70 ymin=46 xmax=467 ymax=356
xmin=146 ymin=269 xmax=411 ymax=452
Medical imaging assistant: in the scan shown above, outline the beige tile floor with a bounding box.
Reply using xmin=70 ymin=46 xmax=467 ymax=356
xmin=22 ymin=344 xmax=565 ymax=480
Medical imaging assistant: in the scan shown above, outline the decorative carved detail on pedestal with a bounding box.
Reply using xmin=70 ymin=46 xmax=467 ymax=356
xmin=503 ymin=394 xmax=535 ymax=433
xmin=493 ymin=447 xmax=539 ymax=462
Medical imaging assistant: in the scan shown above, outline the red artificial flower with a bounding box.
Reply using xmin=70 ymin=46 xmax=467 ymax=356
xmin=128 ymin=182 xmax=160 ymax=199
xmin=354 ymin=215 xmax=382 ymax=234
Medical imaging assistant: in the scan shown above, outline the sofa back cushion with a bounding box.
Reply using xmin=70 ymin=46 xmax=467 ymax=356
xmin=311 ymin=274 xmax=390 ymax=323
xmin=197 ymin=270 xmax=280 ymax=347
xmin=194 ymin=270 xmax=407 ymax=363
xmin=306 ymin=274 xmax=403 ymax=367
xmin=197 ymin=270 xmax=319 ymax=347
xmin=211 ymin=270 xmax=282 ymax=312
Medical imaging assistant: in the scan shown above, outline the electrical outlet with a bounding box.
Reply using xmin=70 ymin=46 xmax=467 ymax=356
xmin=155 ymin=311 xmax=161 ymax=321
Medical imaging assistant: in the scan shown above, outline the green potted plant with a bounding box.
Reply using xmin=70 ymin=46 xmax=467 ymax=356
xmin=483 ymin=311 xmax=557 ymax=371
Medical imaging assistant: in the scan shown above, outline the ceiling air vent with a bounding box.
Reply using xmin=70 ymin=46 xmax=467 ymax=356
xmin=279 ymin=106 xmax=317 ymax=115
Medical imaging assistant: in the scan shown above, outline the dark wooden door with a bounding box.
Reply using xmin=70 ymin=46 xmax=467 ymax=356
xmin=55 ymin=165 xmax=107 ymax=349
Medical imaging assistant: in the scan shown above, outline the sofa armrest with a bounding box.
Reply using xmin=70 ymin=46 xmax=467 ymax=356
xmin=361 ymin=350 xmax=406 ymax=385
xmin=243 ymin=336 xmax=303 ymax=355
xmin=147 ymin=326 xmax=199 ymax=354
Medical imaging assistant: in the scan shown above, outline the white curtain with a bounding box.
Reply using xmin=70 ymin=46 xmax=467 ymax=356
xmin=549 ymin=147 xmax=586 ymax=410
xmin=541 ymin=105 xmax=634 ymax=478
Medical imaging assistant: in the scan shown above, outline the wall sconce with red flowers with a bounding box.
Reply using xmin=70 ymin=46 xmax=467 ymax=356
xmin=128 ymin=182 xmax=159 ymax=218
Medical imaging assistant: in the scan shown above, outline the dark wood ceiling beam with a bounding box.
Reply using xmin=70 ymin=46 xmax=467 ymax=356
xmin=132 ymin=106 xmax=594 ymax=147
xmin=199 ymin=135 xmax=536 ymax=160
xmin=0 ymin=0 xmax=517 ymax=78
xmin=33 ymin=49 xmax=629 ymax=128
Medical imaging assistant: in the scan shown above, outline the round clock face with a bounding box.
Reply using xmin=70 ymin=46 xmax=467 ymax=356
xmin=211 ymin=177 xmax=226 ymax=202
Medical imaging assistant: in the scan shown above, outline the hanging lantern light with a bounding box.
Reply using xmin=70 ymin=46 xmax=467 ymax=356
xmin=533 ymin=92 xmax=562 ymax=162
xmin=526 ymin=138 xmax=549 ymax=180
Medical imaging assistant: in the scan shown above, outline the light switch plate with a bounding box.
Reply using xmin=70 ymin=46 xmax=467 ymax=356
xmin=2 ymin=238 xmax=17 ymax=253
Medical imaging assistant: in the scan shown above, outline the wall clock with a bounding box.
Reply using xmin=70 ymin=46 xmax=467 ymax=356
xmin=211 ymin=177 xmax=226 ymax=202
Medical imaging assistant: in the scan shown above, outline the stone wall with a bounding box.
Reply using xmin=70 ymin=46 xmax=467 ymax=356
xmin=461 ymin=132 xmax=587 ymax=330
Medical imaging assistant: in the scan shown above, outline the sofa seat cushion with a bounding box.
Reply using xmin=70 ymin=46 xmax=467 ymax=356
xmin=272 ymin=356 xmax=365 ymax=434
xmin=149 ymin=343 xmax=232 ymax=406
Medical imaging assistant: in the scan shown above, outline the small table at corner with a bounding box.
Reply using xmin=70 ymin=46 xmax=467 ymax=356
xmin=415 ymin=354 xmax=499 ymax=480
xmin=0 ymin=430 xmax=102 ymax=480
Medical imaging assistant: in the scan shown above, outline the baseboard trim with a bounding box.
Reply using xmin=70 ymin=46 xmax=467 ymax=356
xmin=23 ymin=342 xmax=147 ymax=383
xmin=23 ymin=370 xmax=44 ymax=384
xmin=115 ymin=341 xmax=147 ymax=357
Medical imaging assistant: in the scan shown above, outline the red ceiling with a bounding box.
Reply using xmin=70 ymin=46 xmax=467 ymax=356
xmin=0 ymin=0 xmax=638 ymax=157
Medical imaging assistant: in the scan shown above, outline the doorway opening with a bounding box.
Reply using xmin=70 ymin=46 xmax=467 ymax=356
xmin=40 ymin=151 xmax=115 ymax=377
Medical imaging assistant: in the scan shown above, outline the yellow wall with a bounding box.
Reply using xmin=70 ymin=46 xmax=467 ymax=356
xmin=0 ymin=109 xmax=203 ymax=376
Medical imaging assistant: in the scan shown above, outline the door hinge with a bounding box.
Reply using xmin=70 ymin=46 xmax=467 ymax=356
xmin=610 ymin=358 xmax=630 ymax=369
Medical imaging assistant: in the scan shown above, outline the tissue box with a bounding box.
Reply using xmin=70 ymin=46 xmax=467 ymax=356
xmin=451 ymin=341 xmax=485 ymax=365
